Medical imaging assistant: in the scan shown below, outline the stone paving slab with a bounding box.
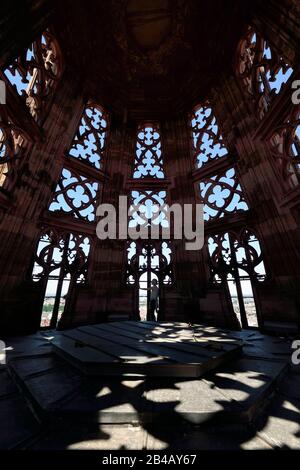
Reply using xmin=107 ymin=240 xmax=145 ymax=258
xmin=52 ymin=322 xmax=242 ymax=378
xmin=0 ymin=371 xmax=40 ymax=449
xmin=2 ymin=323 xmax=299 ymax=450
xmin=7 ymin=352 xmax=288 ymax=426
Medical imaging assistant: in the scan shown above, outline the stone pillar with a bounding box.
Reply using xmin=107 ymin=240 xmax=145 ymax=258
xmin=92 ymin=116 xmax=136 ymax=320
xmin=159 ymin=116 xmax=203 ymax=322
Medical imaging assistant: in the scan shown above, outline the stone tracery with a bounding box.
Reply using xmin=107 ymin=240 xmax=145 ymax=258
xmin=0 ymin=108 xmax=30 ymax=189
xmin=68 ymin=104 xmax=108 ymax=170
xmin=191 ymin=103 xmax=228 ymax=169
xmin=3 ymin=29 xmax=62 ymax=123
xmin=236 ymin=26 xmax=294 ymax=120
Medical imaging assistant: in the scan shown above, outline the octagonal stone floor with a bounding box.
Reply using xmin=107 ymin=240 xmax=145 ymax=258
xmin=0 ymin=322 xmax=299 ymax=450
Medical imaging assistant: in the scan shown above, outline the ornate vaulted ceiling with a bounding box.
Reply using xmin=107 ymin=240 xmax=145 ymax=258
xmin=52 ymin=0 xmax=257 ymax=119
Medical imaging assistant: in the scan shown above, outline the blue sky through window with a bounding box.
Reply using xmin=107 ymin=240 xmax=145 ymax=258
xmin=200 ymin=168 xmax=248 ymax=221
xmin=68 ymin=106 xmax=108 ymax=170
xmin=133 ymin=125 xmax=165 ymax=178
xmin=191 ymin=105 xmax=228 ymax=169
xmin=48 ymin=168 xmax=99 ymax=222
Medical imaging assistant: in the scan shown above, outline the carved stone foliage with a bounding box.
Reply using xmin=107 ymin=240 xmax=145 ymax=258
xmin=269 ymin=105 xmax=300 ymax=190
xmin=191 ymin=102 xmax=228 ymax=169
xmin=236 ymin=27 xmax=293 ymax=120
xmin=0 ymin=107 xmax=30 ymax=189
xmin=133 ymin=124 xmax=165 ymax=179
xmin=3 ymin=29 xmax=62 ymax=123
xmin=208 ymin=229 xmax=266 ymax=284
xmin=199 ymin=167 xmax=248 ymax=221
xmin=48 ymin=167 xmax=100 ymax=222
xmin=32 ymin=229 xmax=91 ymax=284
xmin=68 ymin=104 xmax=108 ymax=170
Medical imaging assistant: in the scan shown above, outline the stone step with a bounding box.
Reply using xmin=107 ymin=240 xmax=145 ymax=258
xmin=0 ymin=368 xmax=41 ymax=449
xmin=51 ymin=324 xmax=242 ymax=378
xmin=7 ymin=351 xmax=288 ymax=427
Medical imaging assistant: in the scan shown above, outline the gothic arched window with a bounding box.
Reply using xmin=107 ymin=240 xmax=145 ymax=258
xmin=207 ymin=229 xmax=266 ymax=328
xmin=199 ymin=167 xmax=249 ymax=221
xmin=48 ymin=102 xmax=108 ymax=221
xmin=191 ymin=102 xmax=228 ymax=169
xmin=127 ymin=122 xmax=173 ymax=321
xmin=68 ymin=104 xmax=108 ymax=170
xmin=48 ymin=167 xmax=100 ymax=222
xmin=190 ymin=101 xmax=248 ymax=221
xmin=32 ymin=229 xmax=91 ymax=328
xmin=3 ymin=29 xmax=62 ymax=123
xmin=236 ymin=27 xmax=293 ymax=120
xmin=31 ymin=101 xmax=107 ymax=329
xmin=133 ymin=124 xmax=165 ymax=178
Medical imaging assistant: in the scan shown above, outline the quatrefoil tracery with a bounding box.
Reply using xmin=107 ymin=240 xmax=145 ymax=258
xmin=129 ymin=190 xmax=169 ymax=229
xmin=200 ymin=167 xmax=248 ymax=220
xmin=49 ymin=167 xmax=99 ymax=222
